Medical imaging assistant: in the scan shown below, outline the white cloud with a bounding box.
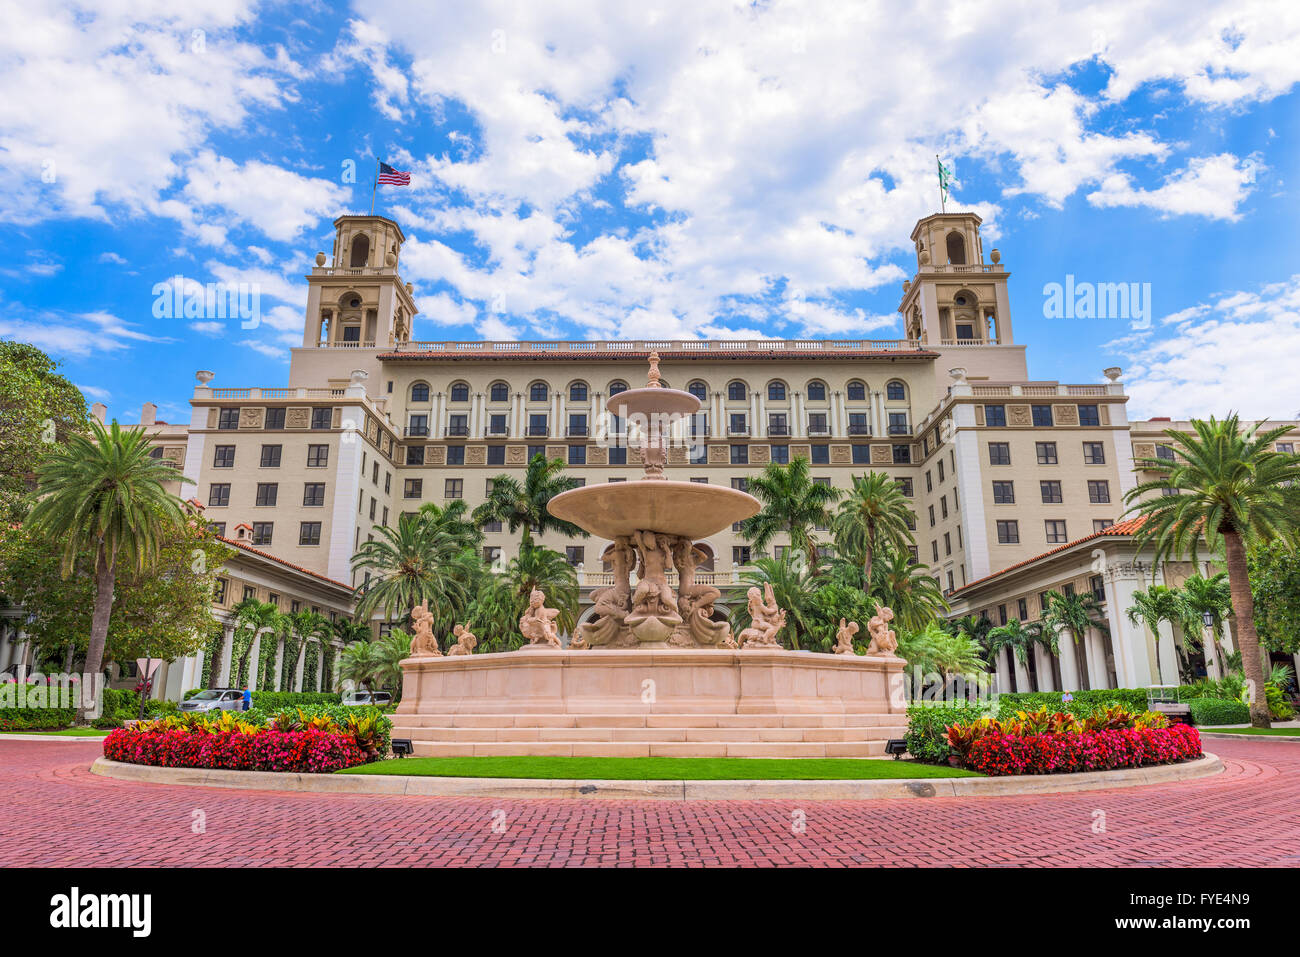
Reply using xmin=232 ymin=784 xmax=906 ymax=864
xmin=189 ymin=321 xmax=226 ymax=336
xmin=1087 ymin=154 xmax=1258 ymax=221
xmin=1116 ymin=274 xmax=1300 ymax=419
xmin=98 ymin=251 xmax=128 ymax=265
xmin=0 ymin=305 xmax=171 ymax=357
xmin=76 ymin=383 xmax=112 ymax=401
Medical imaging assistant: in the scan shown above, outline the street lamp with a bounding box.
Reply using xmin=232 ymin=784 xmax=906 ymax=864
xmin=1202 ymin=611 xmax=1214 ymax=628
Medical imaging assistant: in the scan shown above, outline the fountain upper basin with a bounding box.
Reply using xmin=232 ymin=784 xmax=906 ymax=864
xmin=606 ymin=386 xmax=700 ymax=420
xmin=548 ymin=479 xmax=759 ymax=540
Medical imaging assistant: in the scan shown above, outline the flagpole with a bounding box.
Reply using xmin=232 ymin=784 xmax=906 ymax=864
xmin=937 ymin=155 xmax=945 ymax=213
xmin=370 ymin=158 xmax=379 ymax=216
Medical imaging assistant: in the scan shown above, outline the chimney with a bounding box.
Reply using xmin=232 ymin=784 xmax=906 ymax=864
xmin=140 ymin=402 xmax=157 ymax=426
xmin=90 ymin=403 xmax=107 ymax=424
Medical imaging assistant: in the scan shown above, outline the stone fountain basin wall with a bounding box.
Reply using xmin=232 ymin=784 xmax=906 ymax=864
xmin=396 ymin=648 xmax=907 ymax=717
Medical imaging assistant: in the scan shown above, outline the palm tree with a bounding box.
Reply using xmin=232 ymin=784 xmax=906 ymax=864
xmin=337 ymin=640 xmax=383 ymax=700
xmin=25 ymin=419 xmax=188 ymax=717
xmin=351 ymin=512 xmax=473 ymax=623
xmin=832 ymin=472 xmax=915 ymax=593
xmin=418 ymin=498 xmax=483 ymax=551
xmin=227 ymin=597 xmax=284 ymax=689
xmin=1040 ymin=590 xmax=1110 ymax=688
xmin=898 ymin=621 xmax=988 ymax=683
xmin=1126 ymin=415 xmax=1300 ymax=727
xmin=868 ymin=547 xmax=949 ymax=634
xmin=730 ymin=553 xmax=819 ymax=650
xmin=373 ymin=629 xmax=412 ymax=696
xmin=1176 ymin=572 xmax=1233 ymax=675
xmin=472 ymin=453 xmax=587 ymax=549
xmin=949 ymin=613 xmax=992 ymax=650
xmin=1125 ymin=584 xmax=1182 ymax=686
xmin=986 ymin=618 xmax=1043 ymax=670
xmin=503 ymin=546 xmax=580 ymax=635
xmin=280 ymin=610 xmax=330 ymax=692
xmin=330 ymin=618 xmax=372 ymax=646
xmin=738 ymin=457 xmax=841 ymax=574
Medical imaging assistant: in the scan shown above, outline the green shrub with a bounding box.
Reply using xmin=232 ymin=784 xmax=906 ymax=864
xmin=252 ymin=691 xmax=341 ymax=711
xmin=994 ymin=689 xmax=1150 ymax=721
xmin=0 ymin=706 xmax=77 ymax=730
xmin=905 ymin=702 xmax=990 ymax=764
xmin=268 ymin=704 xmax=391 ymax=758
xmin=1188 ymin=697 xmax=1249 ymax=726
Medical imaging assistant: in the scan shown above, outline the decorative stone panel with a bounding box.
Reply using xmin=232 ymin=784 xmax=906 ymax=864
xmin=546 ymin=445 xmax=565 ymax=460
xmin=1132 ymin=443 xmax=1156 ymax=461
xmin=285 ymin=407 xmax=311 ymax=429
xmin=332 ymin=408 xmax=343 ymax=429
xmin=974 ymin=405 xmax=985 ymax=426
xmin=870 ymin=444 xmax=891 ymax=465
xmin=1099 ymin=405 xmax=1111 ymax=426
xmin=750 ymin=445 xmax=770 ymax=465
xmin=668 ymin=445 xmax=688 ymax=464
xmin=206 ymin=408 xmax=219 ymax=429
xmin=708 ymin=444 xmax=729 ymax=465
xmin=162 ymin=447 xmax=185 ymax=464
xmin=239 ymin=407 xmax=264 ymax=429
xmin=1007 ymin=404 xmax=1032 ymax=427
xmin=587 ymin=446 xmax=608 ymax=465
xmin=427 ymin=446 xmax=446 ymax=465
xmin=830 ymin=444 xmax=851 ymax=465
xmin=467 ymin=445 xmax=486 ymax=466
xmin=507 ymin=446 xmax=528 ymax=465
xmin=791 ymin=444 xmax=811 ymax=459
xmin=1053 ymin=404 xmax=1078 ymax=426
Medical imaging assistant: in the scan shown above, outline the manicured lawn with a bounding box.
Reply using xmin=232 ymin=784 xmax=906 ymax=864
xmin=2 ymin=728 xmax=111 ymax=737
xmin=337 ymin=756 xmax=980 ymax=780
xmin=1201 ymin=727 xmax=1300 ymax=737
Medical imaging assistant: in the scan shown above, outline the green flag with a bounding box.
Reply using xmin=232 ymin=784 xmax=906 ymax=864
xmin=937 ymin=158 xmax=955 ymax=202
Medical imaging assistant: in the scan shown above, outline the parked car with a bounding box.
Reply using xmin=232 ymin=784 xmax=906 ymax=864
xmin=178 ymin=689 xmax=246 ymax=713
xmin=341 ymin=690 xmax=392 ymax=707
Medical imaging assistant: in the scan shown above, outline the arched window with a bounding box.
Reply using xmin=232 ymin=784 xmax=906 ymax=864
xmin=489 ymin=382 xmax=509 ymax=402
xmin=450 ymin=383 xmax=470 ymax=403
xmin=946 ymin=231 xmax=966 ymax=266
xmin=846 ymin=380 xmax=866 ymax=401
xmin=806 ymin=381 xmax=826 ymax=401
xmin=608 ymin=380 xmax=628 ymax=396
xmin=688 ymin=380 xmax=708 ymax=400
xmin=349 ymin=233 xmax=370 ymax=268
xmin=410 ymin=382 xmax=430 ymax=403
xmin=767 ymin=381 xmax=787 ymax=401
xmin=886 ymin=380 xmax=906 ymax=401
xmin=529 ymin=382 xmax=549 ymax=402
xmin=727 ymin=380 xmax=747 ymax=401
xmin=569 ymin=381 xmax=588 ymax=402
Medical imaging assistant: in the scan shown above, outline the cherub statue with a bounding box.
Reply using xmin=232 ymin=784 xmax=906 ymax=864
xmin=834 ymin=618 xmax=860 ymax=655
xmin=631 ymin=529 xmax=675 ymax=614
xmin=865 ymin=604 xmax=898 ymax=657
xmin=739 ymin=582 xmax=787 ymax=649
xmin=519 ymin=588 xmax=562 ymax=648
xmin=408 ymin=601 xmax=441 ymax=657
xmin=577 ymin=537 xmax=636 ymax=647
xmin=671 ymin=537 xmax=733 ymax=647
xmin=445 ymin=623 xmax=477 ymax=656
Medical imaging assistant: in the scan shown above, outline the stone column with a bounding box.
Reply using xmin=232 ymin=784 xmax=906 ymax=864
xmin=294 ymin=642 xmax=306 ymax=692
xmin=1012 ymin=650 xmax=1031 ymax=693
xmin=511 ymin=393 xmax=523 ymax=438
xmin=1104 ymin=562 xmax=1157 ymax=688
xmin=756 ymin=391 xmax=766 ymax=438
xmin=220 ymin=625 xmax=235 ymax=687
xmin=1033 ymin=645 xmax=1055 ymax=691
xmin=1057 ymin=628 xmax=1081 ymax=691
xmin=793 ymin=391 xmax=804 ymax=438
xmin=749 ymin=391 xmax=759 ymax=437
xmin=471 ymin=392 xmax=483 ymax=437
xmin=712 ymin=392 xmax=722 ymax=438
xmin=556 ymin=393 xmax=565 ymax=440
xmin=1205 ymin=624 xmax=1222 ymax=679
xmin=247 ymin=633 xmax=261 ymax=690
xmin=1155 ymin=620 xmax=1180 ymax=687
xmin=273 ymin=637 xmax=285 ymax=692
xmin=551 ymin=393 xmax=561 ymax=439
xmin=1085 ymin=627 xmax=1109 ymax=689
xmin=996 ymin=647 xmax=1012 ymax=694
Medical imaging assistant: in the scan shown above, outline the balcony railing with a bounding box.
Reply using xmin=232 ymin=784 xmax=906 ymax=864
xmin=888 ymin=424 xmax=912 ymax=436
xmin=567 ymin=425 xmax=589 ymax=437
xmin=404 ymin=425 xmax=429 ymax=437
xmin=444 ymin=425 xmax=469 ymax=437
xmin=527 ymin=425 xmax=550 ymax=436
xmin=847 ymin=424 xmax=871 ymax=435
xmin=728 ymin=424 xmax=750 ymax=436
xmin=581 ymin=570 xmax=742 ymax=588
xmin=807 ymin=424 xmax=830 ymax=435
xmin=384 ymin=338 xmax=926 ymax=356
xmin=767 ymin=423 xmax=790 ymax=436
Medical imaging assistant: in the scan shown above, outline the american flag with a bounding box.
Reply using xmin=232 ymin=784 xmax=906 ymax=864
xmin=377 ymin=161 xmax=410 ymax=186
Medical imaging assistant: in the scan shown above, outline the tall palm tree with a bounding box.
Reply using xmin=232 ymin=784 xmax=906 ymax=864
xmin=868 ymin=547 xmax=949 ymax=634
xmin=1125 ymin=584 xmax=1182 ymax=686
xmin=351 ymin=512 xmax=473 ymax=623
xmin=1041 ymin=590 xmax=1110 ymax=687
xmin=330 ymin=618 xmax=372 ymax=646
xmin=738 ymin=457 xmax=841 ymax=574
xmin=1126 ymin=415 xmax=1300 ymax=726
xmin=337 ymin=640 xmax=382 ymax=700
xmin=949 ymin=613 xmax=992 ymax=651
xmin=417 ymin=498 xmax=483 ymax=551
xmin=832 ymin=472 xmax=915 ymax=593
xmin=26 ymin=419 xmax=188 ymax=716
xmin=280 ymin=610 xmax=330 ymax=692
xmin=986 ymin=618 xmax=1043 ymax=669
xmin=1176 ymin=572 xmax=1233 ymax=674
xmin=227 ymin=597 xmax=284 ymax=689
xmin=373 ymin=630 xmax=412 ymax=696
xmin=472 ymin=453 xmax=587 ymax=549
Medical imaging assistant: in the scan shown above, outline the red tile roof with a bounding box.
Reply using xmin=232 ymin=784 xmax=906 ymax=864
xmin=951 ymin=515 xmax=1149 ymax=596
xmin=216 ymin=535 xmax=354 ymax=594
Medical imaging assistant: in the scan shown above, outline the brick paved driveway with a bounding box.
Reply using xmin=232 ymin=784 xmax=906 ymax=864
xmin=2 ymin=738 xmax=1297 ymax=867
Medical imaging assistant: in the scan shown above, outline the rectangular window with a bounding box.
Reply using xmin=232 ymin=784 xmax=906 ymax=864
xmin=264 ymin=407 xmax=285 ymax=430
xmin=213 ymin=579 xmax=227 ymax=603
xmin=812 ymin=444 xmax=830 ymax=464
xmin=768 ymin=413 xmax=789 ymax=436
xmin=1036 ymin=442 xmax=1058 ymax=465
xmin=887 ymin=412 xmax=909 ymax=435
xmin=446 ymin=414 xmax=468 ymax=437
xmin=445 ymin=479 xmax=463 ymax=499
xmin=940 ymin=496 xmax=949 ymax=519
xmin=998 ymin=604 xmax=1008 ymax=626
xmin=1093 ymin=518 xmax=1114 ymax=533
xmin=1044 ymin=519 xmax=1068 ymax=544
xmin=569 ymin=445 xmax=586 ymax=465
xmin=310 ymin=407 xmax=332 ymax=430
xmin=487 ymin=445 xmax=505 ymax=466
xmin=251 ymin=522 xmax=273 ymax=546
xmin=988 ymin=442 xmax=1011 ymax=465
xmin=568 ymin=414 xmax=588 ymax=437
xmin=307 ymin=444 xmax=329 ymax=468
xmin=1031 ymin=405 xmax=1054 ymax=427
xmin=944 ymin=532 xmax=952 ymax=556
xmin=928 ymin=505 xmax=935 ymax=527
xmin=925 ymin=471 xmax=933 ymax=493
xmin=898 ymin=477 xmax=913 ymax=497
xmin=937 ymin=460 xmax=945 ymax=482
xmin=731 ymin=477 xmax=748 ymax=493
xmin=1090 ymin=575 xmax=1106 ymax=602
xmin=851 ymin=444 xmax=869 ymax=464
xmin=446 ymin=445 xmax=465 ymax=466
xmin=996 ymin=520 xmax=1019 ymax=544
xmin=1040 ymin=480 xmax=1063 ymax=504
xmin=208 ymin=483 xmax=230 ymax=507
xmin=729 ymin=413 xmax=748 ymax=435
xmin=992 ymin=481 xmax=1015 ymax=504
xmin=984 ymin=405 xmax=1006 ymax=427
xmin=770 ymin=445 xmax=789 ymax=464
xmin=848 ymin=412 xmax=869 ymax=435
xmin=213 ymin=445 xmax=235 ymax=468
xmin=1078 ymin=404 xmax=1100 ymax=427
xmin=217 ymin=408 xmax=240 ymax=430
xmin=528 ymin=414 xmax=548 ymax=436
xmin=1017 ymin=598 xmax=1028 ymax=620
xmin=931 ymin=540 xmax=939 ymax=562
xmin=299 ymin=522 xmax=321 ymax=546
xmin=407 ymin=414 xmax=430 ymax=438
xmin=1088 ymin=479 xmax=1110 ymax=504
xmin=210 ymin=523 xmax=225 ymax=537
xmin=608 ymin=446 xmax=627 ymax=465
xmin=406 ymin=446 xmax=425 ymax=466
xmin=259 ymin=444 xmax=281 ymax=468
xmin=368 ymin=498 xmax=376 ymax=520
xmin=565 ymin=546 xmax=584 ymax=566
xmin=489 ymin=414 xmax=507 ymax=435
xmin=254 ymin=483 xmax=278 ymax=507
xmin=807 ymin=413 xmax=828 ymax=435
xmin=303 ymin=483 xmax=326 ymax=507
xmin=404 ymin=478 xmax=422 ymax=499
xmin=732 ymin=546 xmax=752 ymax=565
xmin=892 ymin=444 xmax=911 ymax=464
xmin=1083 ymin=441 xmax=1106 ymax=464
xmin=731 ymin=444 xmax=748 ymax=465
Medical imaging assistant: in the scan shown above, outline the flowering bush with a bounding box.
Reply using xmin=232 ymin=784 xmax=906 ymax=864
xmin=960 ymin=724 xmax=1202 ymax=776
xmin=103 ymin=726 xmax=367 ymax=773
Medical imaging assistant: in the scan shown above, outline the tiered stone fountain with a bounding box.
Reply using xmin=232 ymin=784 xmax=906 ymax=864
xmin=392 ymin=356 xmax=908 ymax=759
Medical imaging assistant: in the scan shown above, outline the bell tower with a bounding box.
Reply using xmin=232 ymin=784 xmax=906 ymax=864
xmin=301 ymin=215 xmax=419 ymax=350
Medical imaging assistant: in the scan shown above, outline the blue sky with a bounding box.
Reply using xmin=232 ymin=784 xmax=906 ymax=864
xmin=3 ymin=0 xmax=1299 ymax=424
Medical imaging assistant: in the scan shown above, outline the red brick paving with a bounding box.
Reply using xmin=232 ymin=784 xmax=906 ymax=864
xmin=2 ymin=738 xmax=1298 ymax=867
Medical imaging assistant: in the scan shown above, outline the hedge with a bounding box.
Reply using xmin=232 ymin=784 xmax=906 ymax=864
xmin=1187 ymin=697 xmax=1250 ymax=726
xmin=905 ymin=702 xmax=989 ymax=764
xmin=181 ymin=689 xmax=341 ymax=710
xmin=994 ymin=689 xmax=1152 ymax=719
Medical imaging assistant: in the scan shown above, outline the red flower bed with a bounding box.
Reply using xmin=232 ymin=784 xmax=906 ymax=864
xmin=963 ymin=724 xmax=1202 ymax=776
xmin=103 ymin=727 xmax=366 ymax=773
